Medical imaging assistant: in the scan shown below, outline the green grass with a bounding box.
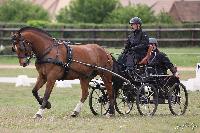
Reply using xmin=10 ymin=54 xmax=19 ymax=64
xmin=0 ymin=56 xmax=19 ymax=64
xmin=0 ymin=83 xmax=200 ymax=132
xmin=0 ymin=68 xmax=38 ymax=77
xmin=0 ymin=56 xmax=36 ymax=64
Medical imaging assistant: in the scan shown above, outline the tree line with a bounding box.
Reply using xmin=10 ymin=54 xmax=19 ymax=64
xmin=0 ymin=0 xmax=174 ymax=24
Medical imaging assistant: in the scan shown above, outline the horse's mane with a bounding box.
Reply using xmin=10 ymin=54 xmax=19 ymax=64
xmin=18 ymin=26 xmax=52 ymax=38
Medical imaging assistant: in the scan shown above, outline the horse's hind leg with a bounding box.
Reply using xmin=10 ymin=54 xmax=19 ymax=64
xmin=71 ymin=78 xmax=89 ymax=117
xmin=101 ymin=73 xmax=115 ymax=116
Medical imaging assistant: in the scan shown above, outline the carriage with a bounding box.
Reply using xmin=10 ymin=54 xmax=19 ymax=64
xmin=89 ymin=63 xmax=188 ymax=116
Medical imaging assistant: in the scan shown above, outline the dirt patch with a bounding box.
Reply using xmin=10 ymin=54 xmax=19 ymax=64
xmin=0 ymin=64 xmax=195 ymax=71
xmin=178 ymin=66 xmax=195 ymax=71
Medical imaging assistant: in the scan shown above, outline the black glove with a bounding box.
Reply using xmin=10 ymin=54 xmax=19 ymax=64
xmin=170 ymin=67 xmax=177 ymax=74
xmin=170 ymin=67 xmax=179 ymax=78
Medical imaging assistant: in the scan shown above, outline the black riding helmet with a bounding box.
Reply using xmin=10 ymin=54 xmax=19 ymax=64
xmin=129 ymin=17 xmax=142 ymax=25
xmin=149 ymin=38 xmax=158 ymax=47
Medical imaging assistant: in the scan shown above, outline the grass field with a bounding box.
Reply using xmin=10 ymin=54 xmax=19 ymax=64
xmin=0 ymin=83 xmax=200 ymax=133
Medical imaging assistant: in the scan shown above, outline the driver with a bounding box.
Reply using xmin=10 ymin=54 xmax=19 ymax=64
xmin=121 ymin=17 xmax=149 ymax=72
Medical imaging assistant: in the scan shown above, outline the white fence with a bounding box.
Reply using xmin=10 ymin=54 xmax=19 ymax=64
xmin=0 ymin=75 xmax=80 ymax=88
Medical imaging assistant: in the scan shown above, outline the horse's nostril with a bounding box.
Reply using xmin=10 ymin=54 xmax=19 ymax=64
xmin=23 ymin=63 xmax=27 ymax=67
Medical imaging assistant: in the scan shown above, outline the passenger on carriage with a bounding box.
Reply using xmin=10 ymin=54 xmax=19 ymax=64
xmin=142 ymin=38 xmax=179 ymax=77
xmin=121 ymin=17 xmax=149 ymax=72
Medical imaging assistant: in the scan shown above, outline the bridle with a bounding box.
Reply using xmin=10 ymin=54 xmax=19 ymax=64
xmin=11 ymin=32 xmax=34 ymax=65
xmin=11 ymin=32 xmax=69 ymax=66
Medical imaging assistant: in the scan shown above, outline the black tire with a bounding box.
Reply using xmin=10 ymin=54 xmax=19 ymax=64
xmin=89 ymin=88 xmax=109 ymax=115
xmin=114 ymin=83 xmax=134 ymax=115
xmin=168 ymin=83 xmax=188 ymax=115
xmin=136 ymin=83 xmax=158 ymax=116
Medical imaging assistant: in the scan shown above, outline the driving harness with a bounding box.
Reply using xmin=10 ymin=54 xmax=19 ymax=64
xmin=35 ymin=39 xmax=99 ymax=80
xmin=35 ymin=39 xmax=73 ymax=80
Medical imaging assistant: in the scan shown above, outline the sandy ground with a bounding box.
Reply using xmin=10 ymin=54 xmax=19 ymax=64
xmin=0 ymin=64 xmax=195 ymax=71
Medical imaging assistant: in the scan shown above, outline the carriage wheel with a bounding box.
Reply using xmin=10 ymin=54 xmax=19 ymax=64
xmin=136 ymin=83 xmax=158 ymax=116
xmin=114 ymin=84 xmax=134 ymax=115
xmin=89 ymin=88 xmax=109 ymax=115
xmin=168 ymin=83 xmax=188 ymax=115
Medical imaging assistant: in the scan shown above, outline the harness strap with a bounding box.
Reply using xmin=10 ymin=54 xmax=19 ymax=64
xmin=36 ymin=41 xmax=73 ymax=80
xmin=38 ymin=40 xmax=59 ymax=59
xmin=61 ymin=42 xmax=73 ymax=80
xmin=36 ymin=58 xmax=64 ymax=66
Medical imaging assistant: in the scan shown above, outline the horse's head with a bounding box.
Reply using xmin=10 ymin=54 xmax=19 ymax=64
xmin=11 ymin=32 xmax=33 ymax=67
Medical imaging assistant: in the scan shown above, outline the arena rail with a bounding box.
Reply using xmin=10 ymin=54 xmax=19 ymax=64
xmin=0 ymin=27 xmax=200 ymax=47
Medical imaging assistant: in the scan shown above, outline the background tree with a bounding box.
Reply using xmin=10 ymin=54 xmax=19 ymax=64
xmin=0 ymin=0 xmax=49 ymax=22
xmin=104 ymin=4 xmax=156 ymax=24
xmin=156 ymin=11 xmax=174 ymax=24
xmin=56 ymin=7 xmax=72 ymax=23
xmin=57 ymin=0 xmax=120 ymax=24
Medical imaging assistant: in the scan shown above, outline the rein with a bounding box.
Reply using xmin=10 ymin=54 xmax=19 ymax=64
xmin=71 ymin=59 xmax=131 ymax=84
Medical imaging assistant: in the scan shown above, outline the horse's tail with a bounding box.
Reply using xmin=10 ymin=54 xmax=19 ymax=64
xmin=111 ymin=55 xmax=124 ymax=91
xmin=111 ymin=55 xmax=118 ymax=74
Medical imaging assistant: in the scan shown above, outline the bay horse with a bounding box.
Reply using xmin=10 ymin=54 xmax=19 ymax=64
xmin=11 ymin=27 xmax=114 ymax=118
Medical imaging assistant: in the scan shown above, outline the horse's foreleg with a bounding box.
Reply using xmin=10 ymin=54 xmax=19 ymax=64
xmin=34 ymin=79 xmax=55 ymax=118
xmin=101 ymin=74 xmax=115 ymax=116
xmin=32 ymin=76 xmax=46 ymax=106
xmin=71 ymin=78 xmax=89 ymax=117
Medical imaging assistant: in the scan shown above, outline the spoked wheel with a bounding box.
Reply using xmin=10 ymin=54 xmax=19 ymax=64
xmin=168 ymin=83 xmax=188 ymax=115
xmin=89 ymin=88 xmax=109 ymax=115
xmin=136 ymin=83 xmax=158 ymax=116
xmin=114 ymin=83 xmax=134 ymax=115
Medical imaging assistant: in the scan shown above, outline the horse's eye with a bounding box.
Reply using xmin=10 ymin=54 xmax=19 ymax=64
xmin=12 ymin=47 xmax=16 ymax=52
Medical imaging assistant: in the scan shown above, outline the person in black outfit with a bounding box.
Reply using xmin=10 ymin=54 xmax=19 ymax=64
xmin=118 ymin=17 xmax=149 ymax=72
xmin=147 ymin=38 xmax=178 ymax=77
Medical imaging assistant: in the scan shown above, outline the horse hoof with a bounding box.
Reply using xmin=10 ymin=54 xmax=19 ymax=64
xmin=33 ymin=114 xmax=42 ymax=119
xmin=106 ymin=113 xmax=115 ymax=118
xmin=46 ymin=101 xmax=51 ymax=109
xmin=71 ymin=111 xmax=79 ymax=117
